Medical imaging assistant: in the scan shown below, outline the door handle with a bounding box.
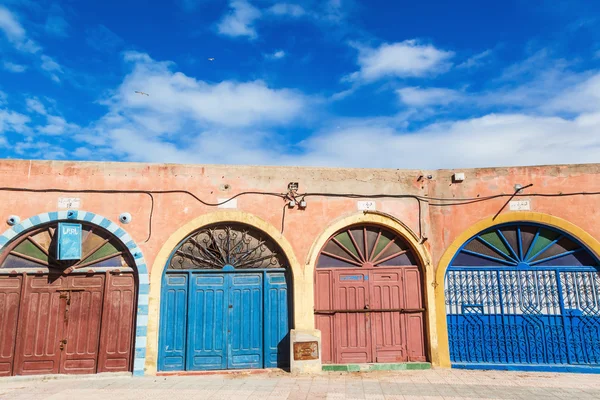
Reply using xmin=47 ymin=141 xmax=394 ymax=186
xmin=59 ymin=339 xmax=67 ymax=350
xmin=229 ymin=305 xmax=233 ymax=308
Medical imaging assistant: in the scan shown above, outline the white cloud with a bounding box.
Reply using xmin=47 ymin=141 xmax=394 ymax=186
xmin=286 ymin=110 xmax=600 ymax=169
xmin=112 ymin=52 xmax=306 ymax=129
xmin=0 ymin=90 xmax=7 ymax=105
xmin=3 ymin=60 xmax=27 ymax=72
xmin=40 ymin=55 xmax=62 ymax=72
xmin=40 ymin=55 xmax=63 ymax=82
xmin=0 ymin=109 xmax=30 ymax=134
xmin=266 ymin=50 xmax=286 ymax=60
xmin=397 ymin=87 xmax=463 ymax=107
xmin=457 ymin=49 xmax=492 ymax=69
xmin=543 ymin=73 xmax=600 ymax=114
xmin=0 ymin=6 xmax=40 ymax=53
xmin=26 ymin=97 xmax=79 ymax=135
xmin=26 ymin=98 xmax=47 ymax=115
xmin=0 ymin=6 xmax=25 ymax=42
xmin=268 ymin=3 xmax=306 ymax=17
xmin=70 ymin=52 xmax=308 ymax=163
xmin=347 ymin=40 xmax=455 ymax=82
xmin=217 ymin=0 xmax=261 ymax=39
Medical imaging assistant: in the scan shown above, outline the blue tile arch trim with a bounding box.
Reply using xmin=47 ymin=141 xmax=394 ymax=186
xmin=0 ymin=210 xmax=149 ymax=377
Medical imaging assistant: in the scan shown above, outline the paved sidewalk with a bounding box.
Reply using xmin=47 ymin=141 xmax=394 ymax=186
xmin=0 ymin=368 xmax=599 ymax=400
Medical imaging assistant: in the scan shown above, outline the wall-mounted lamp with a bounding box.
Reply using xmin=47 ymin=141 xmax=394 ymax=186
xmin=299 ymin=200 xmax=307 ymax=209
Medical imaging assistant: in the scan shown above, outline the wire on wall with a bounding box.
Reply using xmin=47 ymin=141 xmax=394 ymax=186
xmin=1 ymin=185 xmax=600 ymax=244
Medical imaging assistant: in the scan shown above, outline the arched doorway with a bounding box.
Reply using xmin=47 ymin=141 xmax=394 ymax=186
xmin=445 ymin=222 xmax=600 ymax=369
xmin=158 ymin=223 xmax=291 ymax=371
xmin=0 ymin=221 xmax=138 ymax=376
xmin=315 ymin=224 xmax=427 ymax=364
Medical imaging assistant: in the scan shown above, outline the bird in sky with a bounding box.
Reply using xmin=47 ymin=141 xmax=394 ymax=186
xmin=208 ymin=58 xmax=215 ymax=61
xmin=135 ymin=91 xmax=149 ymax=96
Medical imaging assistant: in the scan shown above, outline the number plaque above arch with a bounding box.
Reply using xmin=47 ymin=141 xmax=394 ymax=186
xmin=168 ymin=224 xmax=287 ymax=270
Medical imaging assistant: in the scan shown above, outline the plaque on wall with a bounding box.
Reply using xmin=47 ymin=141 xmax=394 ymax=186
xmin=293 ymin=341 xmax=319 ymax=361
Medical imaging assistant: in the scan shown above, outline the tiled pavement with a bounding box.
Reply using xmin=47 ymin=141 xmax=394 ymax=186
xmin=0 ymin=369 xmax=599 ymax=400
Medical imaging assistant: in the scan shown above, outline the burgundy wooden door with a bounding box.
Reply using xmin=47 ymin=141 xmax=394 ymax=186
xmin=97 ymin=272 xmax=136 ymax=373
xmin=370 ymin=267 xmax=426 ymax=362
xmin=333 ymin=270 xmax=372 ymax=363
xmin=13 ymin=275 xmax=66 ymax=376
xmin=0 ymin=222 xmax=138 ymax=376
xmin=0 ymin=275 xmax=23 ymax=376
xmin=60 ymin=274 xmax=106 ymax=374
xmin=315 ymin=225 xmax=427 ymax=364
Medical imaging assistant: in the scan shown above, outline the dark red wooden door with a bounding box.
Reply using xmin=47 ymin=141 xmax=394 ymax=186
xmin=0 ymin=222 xmax=138 ymax=376
xmin=97 ymin=272 xmax=136 ymax=373
xmin=13 ymin=275 xmax=66 ymax=376
xmin=315 ymin=225 xmax=427 ymax=364
xmin=60 ymin=274 xmax=105 ymax=374
xmin=333 ymin=270 xmax=372 ymax=363
xmin=370 ymin=267 xmax=426 ymax=362
xmin=0 ymin=275 xmax=23 ymax=376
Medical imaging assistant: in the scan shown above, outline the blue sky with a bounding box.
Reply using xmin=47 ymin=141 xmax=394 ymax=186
xmin=1 ymin=0 xmax=600 ymax=168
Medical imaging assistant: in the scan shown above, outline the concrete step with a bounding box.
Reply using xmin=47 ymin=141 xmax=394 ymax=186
xmin=322 ymin=362 xmax=431 ymax=372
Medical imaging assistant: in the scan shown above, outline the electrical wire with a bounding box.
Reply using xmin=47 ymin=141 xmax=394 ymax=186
xmin=0 ymin=187 xmax=287 ymax=243
xmin=2 ymin=184 xmax=600 ymax=244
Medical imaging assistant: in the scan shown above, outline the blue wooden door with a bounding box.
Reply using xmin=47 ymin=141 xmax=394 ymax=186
xmin=187 ymin=274 xmax=227 ymax=370
xmin=228 ymin=274 xmax=263 ymax=369
xmin=159 ymin=270 xmax=289 ymax=371
xmin=264 ymin=272 xmax=290 ymax=368
xmin=158 ymin=273 xmax=188 ymax=371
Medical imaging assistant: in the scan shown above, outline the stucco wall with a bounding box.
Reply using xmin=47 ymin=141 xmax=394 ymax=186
xmin=1 ymin=159 xmax=600 ymax=372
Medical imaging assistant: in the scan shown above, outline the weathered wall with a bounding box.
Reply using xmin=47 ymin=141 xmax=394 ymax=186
xmin=1 ymin=159 xmax=600 ymax=372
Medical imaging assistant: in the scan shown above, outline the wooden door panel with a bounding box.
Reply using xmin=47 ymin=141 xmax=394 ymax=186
xmin=186 ymin=274 xmax=227 ymax=371
xmin=228 ymin=273 xmax=263 ymax=369
xmin=403 ymin=268 xmax=426 ymax=361
xmin=315 ymin=270 xmax=334 ymax=364
xmin=14 ymin=275 xmax=65 ymax=376
xmin=98 ymin=272 xmax=136 ymax=373
xmin=370 ymin=269 xmax=406 ymax=362
xmin=159 ymin=273 xmax=189 ymax=371
xmin=60 ymin=274 xmax=105 ymax=374
xmin=333 ymin=270 xmax=371 ymax=364
xmin=0 ymin=275 xmax=22 ymax=376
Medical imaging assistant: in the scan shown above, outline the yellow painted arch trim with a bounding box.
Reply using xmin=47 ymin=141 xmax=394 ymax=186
xmin=304 ymin=211 xmax=443 ymax=366
xmin=434 ymin=211 xmax=600 ymax=368
xmin=144 ymin=210 xmax=301 ymax=375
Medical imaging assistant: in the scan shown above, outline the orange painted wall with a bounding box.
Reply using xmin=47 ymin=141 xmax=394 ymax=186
xmin=1 ymin=160 xmax=600 ymax=276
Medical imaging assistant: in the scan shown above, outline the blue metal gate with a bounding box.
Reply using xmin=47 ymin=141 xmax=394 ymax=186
xmin=158 ymin=225 xmax=290 ymax=371
xmin=445 ymin=223 xmax=600 ymax=371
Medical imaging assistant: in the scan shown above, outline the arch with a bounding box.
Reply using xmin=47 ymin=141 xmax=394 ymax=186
xmin=434 ymin=212 xmax=600 ymax=368
xmin=306 ymin=211 xmax=440 ymax=365
xmin=146 ymin=210 xmax=301 ymax=374
xmin=0 ymin=210 xmax=148 ymax=376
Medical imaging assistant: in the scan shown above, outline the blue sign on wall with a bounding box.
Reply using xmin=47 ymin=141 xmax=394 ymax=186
xmin=57 ymin=222 xmax=82 ymax=260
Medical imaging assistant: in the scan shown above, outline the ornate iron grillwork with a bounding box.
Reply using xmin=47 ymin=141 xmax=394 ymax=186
xmin=0 ymin=222 xmax=131 ymax=272
xmin=317 ymin=225 xmax=417 ymax=268
xmin=446 ymin=223 xmax=600 ymax=367
xmin=168 ymin=224 xmax=286 ymax=270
